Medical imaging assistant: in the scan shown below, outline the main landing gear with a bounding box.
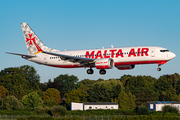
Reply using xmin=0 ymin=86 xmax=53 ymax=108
xmin=87 ymin=69 xmax=94 ymax=74
xmin=87 ymin=69 xmax=106 ymax=75
xmin=99 ymin=69 xmax=106 ymax=75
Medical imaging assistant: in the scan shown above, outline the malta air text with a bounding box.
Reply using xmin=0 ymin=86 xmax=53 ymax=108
xmin=85 ymin=48 xmax=149 ymax=59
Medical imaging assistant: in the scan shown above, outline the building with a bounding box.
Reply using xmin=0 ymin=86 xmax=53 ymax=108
xmin=148 ymin=101 xmax=180 ymax=111
xmin=71 ymin=102 xmax=118 ymax=111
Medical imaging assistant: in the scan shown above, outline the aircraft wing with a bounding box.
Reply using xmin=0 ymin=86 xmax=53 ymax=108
xmin=6 ymin=52 xmax=36 ymax=58
xmin=42 ymin=51 xmax=95 ymax=66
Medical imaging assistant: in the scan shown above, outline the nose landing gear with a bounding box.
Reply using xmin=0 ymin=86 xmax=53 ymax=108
xmin=157 ymin=68 xmax=161 ymax=71
xmin=157 ymin=65 xmax=161 ymax=71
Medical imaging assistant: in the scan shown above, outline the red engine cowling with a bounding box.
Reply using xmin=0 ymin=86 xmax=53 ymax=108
xmin=116 ymin=65 xmax=135 ymax=70
xmin=95 ymin=58 xmax=114 ymax=69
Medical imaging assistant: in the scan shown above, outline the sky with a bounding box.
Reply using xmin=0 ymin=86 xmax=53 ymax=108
xmin=0 ymin=0 xmax=180 ymax=83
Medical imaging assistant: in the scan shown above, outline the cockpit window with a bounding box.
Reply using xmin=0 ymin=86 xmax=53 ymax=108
xmin=160 ymin=50 xmax=169 ymax=52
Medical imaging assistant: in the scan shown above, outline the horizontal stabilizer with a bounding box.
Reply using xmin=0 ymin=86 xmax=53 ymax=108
xmin=6 ymin=52 xmax=36 ymax=58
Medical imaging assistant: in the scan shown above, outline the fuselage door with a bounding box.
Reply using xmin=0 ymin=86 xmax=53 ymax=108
xmin=44 ymin=55 xmax=47 ymax=63
xmin=151 ymin=49 xmax=155 ymax=57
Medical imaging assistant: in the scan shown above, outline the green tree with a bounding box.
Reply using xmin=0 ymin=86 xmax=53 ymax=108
xmin=156 ymin=75 xmax=178 ymax=101
xmin=43 ymin=88 xmax=61 ymax=105
xmin=0 ymin=65 xmax=41 ymax=99
xmin=155 ymin=75 xmax=172 ymax=93
xmin=47 ymin=74 xmax=79 ymax=98
xmin=65 ymin=89 xmax=88 ymax=107
xmin=3 ymin=96 xmax=22 ymax=110
xmin=166 ymin=86 xmax=178 ymax=101
xmin=136 ymin=106 xmax=149 ymax=115
xmin=21 ymin=92 xmax=43 ymax=109
xmin=0 ymin=86 xmax=8 ymax=99
xmin=125 ymin=75 xmax=158 ymax=106
xmin=166 ymin=73 xmax=180 ymax=95
xmin=0 ymin=74 xmax=28 ymax=99
xmin=118 ymin=90 xmax=130 ymax=110
xmin=126 ymin=90 xmax=136 ymax=109
xmin=78 ymin=79 xmax=97 ymax=91
xmin=51 ymin=105 xmax=67 ymax=116
xmin=0 ymin=65 xmax=40 ymax=91
xmin=43 ymin=98 xmax=56 ymax=107
xmin=19 ymin=65 xmax=40 ymax=90
xmin=119 ymin=74 xmax=132 ymax=87
xmin=87 ymin=79 xmax=123 ymax=102
xmin=134 ymin=87 xmax=158 ymax=106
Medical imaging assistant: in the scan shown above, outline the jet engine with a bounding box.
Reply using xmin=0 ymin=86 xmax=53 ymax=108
xmin=95 ymin=58 xmax=114 ymax=69
xmin=116 ymin=65 xmax=135 ymax=70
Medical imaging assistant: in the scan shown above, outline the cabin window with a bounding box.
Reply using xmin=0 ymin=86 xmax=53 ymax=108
xmin=160 ymin=50 xmax=169 ymax=52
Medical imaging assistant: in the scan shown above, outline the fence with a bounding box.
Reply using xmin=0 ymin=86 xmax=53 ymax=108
xmin=0 ymin=115 xmax=129 ymax=120
xmin=0 ymin=115 xmax=49 ymax=120
xmin=1 ymin=115 xmax=180 ymax=120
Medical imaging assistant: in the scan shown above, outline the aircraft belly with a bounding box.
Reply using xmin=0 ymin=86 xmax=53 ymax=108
xmin=113 ymin=56 xmax=163 ymax=66
xmin=46 ymin=59 xmax=80 ymax=68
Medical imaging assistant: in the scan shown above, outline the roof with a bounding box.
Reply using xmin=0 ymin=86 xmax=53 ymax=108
xmin=170 ymin=102 xmax=180 ymax=104
xmin=83 ymin=102 xmax=118 ymax=105
xmin=147 ymin=101 xmax=180 ymax=104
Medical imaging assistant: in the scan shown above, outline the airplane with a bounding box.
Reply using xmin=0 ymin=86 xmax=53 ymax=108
xmin=6 ymin=23 xmax=176 ymax=75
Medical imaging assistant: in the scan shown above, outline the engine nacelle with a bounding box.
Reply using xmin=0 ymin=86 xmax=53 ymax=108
xmin=116 ymin=65 xmax=135 ymax=70
xmin=95 ymin=58 xmax=114 ymax=69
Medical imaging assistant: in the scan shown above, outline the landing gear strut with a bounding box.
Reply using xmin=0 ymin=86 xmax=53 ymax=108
xmin=99 ymin=69 xmax=106 ymax=75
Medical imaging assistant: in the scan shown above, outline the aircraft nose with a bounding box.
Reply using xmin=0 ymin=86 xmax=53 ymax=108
xmin=170 ymin=52 xmax=176 ymax=59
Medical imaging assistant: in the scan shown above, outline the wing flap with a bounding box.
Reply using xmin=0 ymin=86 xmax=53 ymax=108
xmin=42 ymin=51 xmax=95 ymax=65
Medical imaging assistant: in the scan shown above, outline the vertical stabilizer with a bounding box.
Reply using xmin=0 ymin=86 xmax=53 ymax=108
xmin=21 ymin=23 xmax=57 ymax=55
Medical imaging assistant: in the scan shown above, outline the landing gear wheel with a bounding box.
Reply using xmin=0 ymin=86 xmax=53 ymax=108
xmin=99 ymin=69 xmax=106 ymax=75
xmin=157 ymin=68 xmax=161 ymax=71
xmin=87 ymin=69 xmax=94 ymax=74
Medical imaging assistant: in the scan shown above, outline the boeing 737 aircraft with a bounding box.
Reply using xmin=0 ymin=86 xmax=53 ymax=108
xmin=7 ymin=23 xmax=176 ymax=75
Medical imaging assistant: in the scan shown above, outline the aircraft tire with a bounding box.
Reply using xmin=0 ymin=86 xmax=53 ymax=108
xmin=87 ymin=69 xmax=94 ymax=74
xmin=99 ymin=69 xmax=106 ymax=75
xmin=157 ymin=68 xmax=161 ymax=71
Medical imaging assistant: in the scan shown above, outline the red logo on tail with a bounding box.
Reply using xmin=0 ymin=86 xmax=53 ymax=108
xmin=26 ymin=33 xmax=43 ymax=52
xmin=26 ymin=33 xmax=36 ymax=46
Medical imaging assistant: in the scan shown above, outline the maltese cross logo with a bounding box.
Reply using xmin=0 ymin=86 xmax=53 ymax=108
xmin=25 ymin=33 xmax=43 ymax=52
xmin=26 ymin=33 xmax=36 ymax=46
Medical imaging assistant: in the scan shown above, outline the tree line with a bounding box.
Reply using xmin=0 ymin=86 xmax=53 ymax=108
xmin=0 ymin=65 xmax=180 ymax=111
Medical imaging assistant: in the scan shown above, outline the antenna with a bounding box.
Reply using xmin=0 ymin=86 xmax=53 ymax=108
xmin=111 ymin=45 xmax=114 ymax=48
xmin=102 ymin=46 xmax=104 ymax=49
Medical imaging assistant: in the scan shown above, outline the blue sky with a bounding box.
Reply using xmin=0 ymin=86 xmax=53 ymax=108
xmin=0 ymin=0 xmax=179 ymax=83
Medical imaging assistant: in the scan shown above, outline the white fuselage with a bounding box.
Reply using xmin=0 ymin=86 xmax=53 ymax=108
xmin=25 ymin=46 xmax=176 ymax=69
